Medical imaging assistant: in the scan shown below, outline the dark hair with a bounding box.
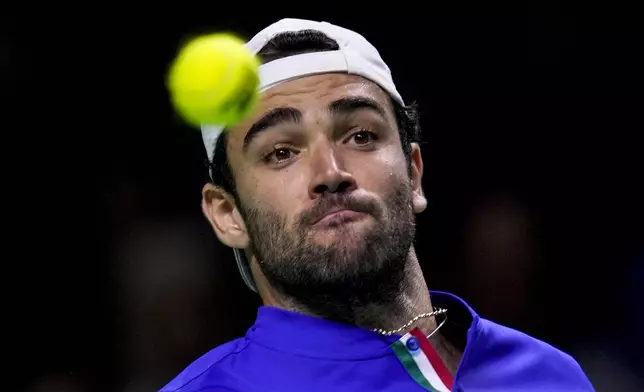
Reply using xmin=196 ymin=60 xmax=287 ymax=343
xmin=209 ymin=30 xmax=422 ymax=199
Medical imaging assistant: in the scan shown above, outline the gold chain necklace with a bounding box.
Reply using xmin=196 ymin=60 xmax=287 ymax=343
xmin=371 ymin=307 xmax=448 ymax=336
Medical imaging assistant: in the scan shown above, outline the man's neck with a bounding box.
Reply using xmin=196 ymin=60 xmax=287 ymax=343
xmin=252 ymin=251 xmax=463 ymax=374
xmin=351 ymin=255 xmax=434 ymax=332
xmin=356 ymin=256 xmax=462 ymax=375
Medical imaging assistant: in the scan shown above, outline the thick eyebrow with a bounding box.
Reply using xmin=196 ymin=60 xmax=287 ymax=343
xmin=243 ymin=107 xmax=302 ymax=152
xmin=328 ymin=96 xmax=387 ymax=120
xmin=242 ymin=96 xmax=388 ymax=152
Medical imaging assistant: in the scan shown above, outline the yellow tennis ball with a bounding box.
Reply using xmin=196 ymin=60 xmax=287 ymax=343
xmin=167 ymin=33 xmax=260 ymax=128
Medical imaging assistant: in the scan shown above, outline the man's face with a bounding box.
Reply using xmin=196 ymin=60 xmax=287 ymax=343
xmin=222 ymin=74 xmax=424 ymax=311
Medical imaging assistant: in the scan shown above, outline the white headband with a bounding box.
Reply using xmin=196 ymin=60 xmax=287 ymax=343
xmin=200 ymin=18 xmax=405 ymax=292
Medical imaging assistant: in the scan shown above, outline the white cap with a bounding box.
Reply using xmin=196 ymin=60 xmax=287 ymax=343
xmin=202 ymin=18 xmax=404 ymax=292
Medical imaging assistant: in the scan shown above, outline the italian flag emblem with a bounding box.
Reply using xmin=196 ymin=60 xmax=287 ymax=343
xmin=390 ymin=328 xmax=454 ymax=392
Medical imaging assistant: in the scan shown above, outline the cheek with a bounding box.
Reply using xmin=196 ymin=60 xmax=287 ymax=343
xmin=258 ymin=167 xmax=307 ymax=199
xmin=239 ymin=168 xmax=308 ymax=218
xmin=347 ymin=148 xmax=409 ymax=191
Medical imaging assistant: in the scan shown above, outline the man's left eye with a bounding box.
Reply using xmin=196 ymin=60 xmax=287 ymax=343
xmin=349 ymin=130 xmax=378 ymax=145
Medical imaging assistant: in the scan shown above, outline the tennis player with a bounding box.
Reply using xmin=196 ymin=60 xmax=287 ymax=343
xmin=160 ymin=18 xmax=594 ymax=392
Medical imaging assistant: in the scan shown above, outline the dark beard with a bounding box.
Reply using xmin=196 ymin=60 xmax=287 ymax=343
xmin=239 ymin=181 xmax=416 ymax=325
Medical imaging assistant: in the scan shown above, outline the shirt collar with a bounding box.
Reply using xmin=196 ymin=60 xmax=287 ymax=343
xmin=245 ymin=291 xmax=479 ymax=360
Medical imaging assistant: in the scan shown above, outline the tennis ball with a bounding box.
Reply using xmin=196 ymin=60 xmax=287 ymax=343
xmin=167 ymin=33 xmax=260 ymax=128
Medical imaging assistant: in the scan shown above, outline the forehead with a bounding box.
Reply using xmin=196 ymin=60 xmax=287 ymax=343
xmin=257 ymin=73 xmax=392 ymax=115
xmin=226 ymin=73 xmax=395 ymax=148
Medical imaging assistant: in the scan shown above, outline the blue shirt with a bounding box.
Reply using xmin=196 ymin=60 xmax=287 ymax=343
xmin=160 ymin=291 xmax=594 ymax=391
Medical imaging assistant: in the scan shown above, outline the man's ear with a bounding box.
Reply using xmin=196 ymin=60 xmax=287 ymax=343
xmin=410 ymin=143 xmax=427 ymax=214
xmin=202 ymin=183 xmax=249 ymax=249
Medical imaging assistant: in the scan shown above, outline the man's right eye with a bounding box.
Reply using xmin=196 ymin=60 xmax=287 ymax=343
xmin=263 ymin=147 xmax=298 ymax=164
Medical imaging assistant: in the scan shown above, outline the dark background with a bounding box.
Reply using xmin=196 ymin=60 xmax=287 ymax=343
xmin=5 ymin=4 xmax=643 ymax=391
